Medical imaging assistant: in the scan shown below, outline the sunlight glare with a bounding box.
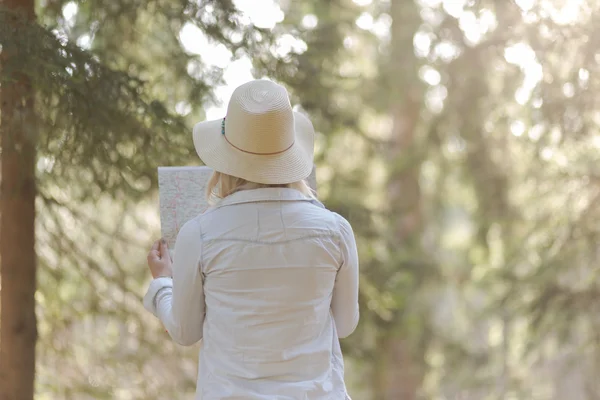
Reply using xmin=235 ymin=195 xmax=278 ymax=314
xmin=447 ymin=135 xmax=466 ymax=153
xmin=420 ymin=7 xmax=442 ymax=26
xmin=179 ymin=23 xmax=232 ymax=69
xmin=372 ymin=14 xmax=392 ymax=39
xmin=419 ymin=66 xmax=441 ymax=86
xmin=545 ymin=0 xmax=586 ymax=25
xmin=434 ymin=41 xmax=460 ymax=62
xmin=205 ymin=57 xmax=255 ymax=120
xmin=457 ymin=8 xmax=497 ymax=46
xmin=62 ymin=2 xmax=78 ymax=22
xmin=418 ymin=0 xmax=442 ymax=6
xmin=183 ymin=0 xmax=284 ymax=120
xmin=343 ymin=36 xmax=356 ymax=49
xmin=233 ymin=0 xmax=284 ymax=29
xmin=562 ymin=83 xmax=575 ymax=98
xmin=229 ymin=31 xmax=244 ymax=44
xmin=479 ymin=9 xmax=498 ymax=32
xmin=528 ymin=124 xmax=544 ymax=142
xmin=515 ymin=88 xmax=529 ymax=105
xmin=175 ymin=102 xmax=192 ymax=116
xmin=356 ymin=12 xmax=374 ymax=30
xmin=540 ymin=147 xmax=554 ymax=161
xmin=414 ymin=31 xmax=432 ymax=58
xmin=515 ymin=0 xmax=535 ymax=12
xmin=301 ymin=14 xmax=318 ymax=29
xmin=37 ymin=157 xmax=56 ymax=173
xmin=510 ymin=120 xmax=526 ymax=137
xmin=425 ymin=85 xmax=447 ymax=114
xmin=77 ymin=34 xmax=91 ymax=50
xmin=459 ymin=11 xmax=481 ymax=44
xmin=442 ymin=0 xmax=466 ymax=18
xmin=504 ymin=43 xmax=543 ymax=104
xmin=272 ymin=34 xmax=308 ymax=58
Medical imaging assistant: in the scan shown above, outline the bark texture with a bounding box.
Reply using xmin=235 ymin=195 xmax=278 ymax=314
xmin=0 ymin=1 xmax=38 ymax=399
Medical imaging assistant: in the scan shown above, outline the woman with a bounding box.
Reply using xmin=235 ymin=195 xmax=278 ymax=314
xmin=143 ymin=80 xmax=359 ymax=399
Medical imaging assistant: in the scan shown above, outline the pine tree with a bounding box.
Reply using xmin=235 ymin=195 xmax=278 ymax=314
xmin=271 ymin=0 xmax=600 ymax=398
xmin=0 ymin=1 xmax=273 ymax=397
xmin=376 ymin=1 xmax=428 ymax=398
xmin=0 ymin=2 xmax=38 ymax=399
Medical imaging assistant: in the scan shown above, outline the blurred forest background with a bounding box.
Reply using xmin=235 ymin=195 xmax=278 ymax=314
xmin=1 ymin=0 xmax=599 ymax=399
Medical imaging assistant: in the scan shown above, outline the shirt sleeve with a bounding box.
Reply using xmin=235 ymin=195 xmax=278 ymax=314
xmin=331 ymin=213 xmax=360 ymax=338
xmin=142 ymin=218 xmax=205 ymax=346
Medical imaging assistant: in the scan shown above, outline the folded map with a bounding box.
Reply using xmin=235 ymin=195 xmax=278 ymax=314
xmin=158 ymin=166 xmax=317 ymax=249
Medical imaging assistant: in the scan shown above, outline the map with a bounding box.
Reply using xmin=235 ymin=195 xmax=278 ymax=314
xmin=158 ymin=165 xmax=318 ymax=249
xmin=158 ymin=166 xmax=213 ymax=249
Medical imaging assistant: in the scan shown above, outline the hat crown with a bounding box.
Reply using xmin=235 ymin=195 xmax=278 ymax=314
xmin=224 ymin=80 xmax=295 ymax=155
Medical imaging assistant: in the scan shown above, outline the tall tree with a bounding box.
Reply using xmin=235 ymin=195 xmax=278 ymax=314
xmin=1 ymin=1 xmax=275 ymax=398
xmin=0 ymin=1 xmax=38 ymax=399
xmin=377 ymin=0 xmax=429 ymax=398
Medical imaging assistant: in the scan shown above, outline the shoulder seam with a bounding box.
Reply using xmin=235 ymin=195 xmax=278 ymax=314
xmin=191 ymin=216 xmax=204 ymax=275
xmin=333 ymin=213 xmax=344 ymax=270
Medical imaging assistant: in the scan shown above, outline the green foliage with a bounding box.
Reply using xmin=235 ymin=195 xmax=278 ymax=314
xmin=2 ymin=0 xmax=600 ymax=398
xmin=1 ymin=6 xmax=190 ymax=202
xmin=272 ymin=0 xmax=600 ymax=398
xmin=1 ymin=2 xmax=272 ymax=398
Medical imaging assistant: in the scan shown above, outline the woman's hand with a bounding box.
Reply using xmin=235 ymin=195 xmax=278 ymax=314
xmin=147 ymin=239 xmax=173 ymax=279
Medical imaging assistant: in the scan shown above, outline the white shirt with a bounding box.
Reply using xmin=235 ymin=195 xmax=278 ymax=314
xmin=143 ymin=188 xmax=359 ymax=399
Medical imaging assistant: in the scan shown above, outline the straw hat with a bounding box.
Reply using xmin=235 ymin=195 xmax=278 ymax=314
xmin=192 ymin=80 xmax=315 ymax=184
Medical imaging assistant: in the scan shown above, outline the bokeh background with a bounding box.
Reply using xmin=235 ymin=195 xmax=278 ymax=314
xmin=1 ymin=0 xmax=600 ymax=399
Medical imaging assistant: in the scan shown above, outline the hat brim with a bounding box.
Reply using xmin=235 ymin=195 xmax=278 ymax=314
xmin=192 ymin=111 xmax=315 ymax=185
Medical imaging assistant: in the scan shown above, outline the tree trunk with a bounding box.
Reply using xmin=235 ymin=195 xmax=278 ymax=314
xmin=0 ymin=1 xmax=38 ymax=399
xmin=380 ymin=0 xmax=425 ymax=398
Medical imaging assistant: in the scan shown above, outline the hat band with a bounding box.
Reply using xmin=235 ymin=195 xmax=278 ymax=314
xmin=223 ymin=133 xmax=295 ymax=155
xmin=222 ymin=118 xmax=295 ymax=155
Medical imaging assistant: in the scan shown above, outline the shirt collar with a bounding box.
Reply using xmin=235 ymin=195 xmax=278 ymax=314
xmin=216 ymin=187 xmax=321 ymax=208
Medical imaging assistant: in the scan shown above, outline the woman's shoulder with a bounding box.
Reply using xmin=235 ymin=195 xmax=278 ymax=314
xmin=178 ymin=215 xmax=204 ymax=237
xmin=307 ymin=198 xmax=326 ymax=209
xmin=304 ymin=199 xmax=354 ymax=235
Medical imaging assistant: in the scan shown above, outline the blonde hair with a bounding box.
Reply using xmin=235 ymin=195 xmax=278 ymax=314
xmin=206 ymin=171 xmax=315 ymax=206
